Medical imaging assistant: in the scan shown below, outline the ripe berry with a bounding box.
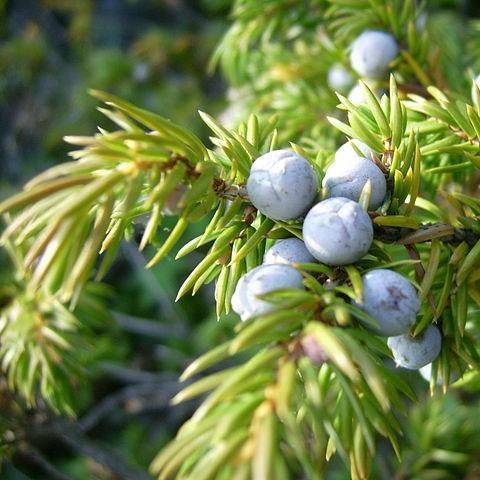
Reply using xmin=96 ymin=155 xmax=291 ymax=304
xmin=347 ymin=82 xmax=386 ymax=105
xmin=301 ymin=334 xmax=328 ymax=366
xmin=354 ymin=269 xmax=420 ymax=336
xmin=416 ymin=13 xmax=427 ymax=31
xmin=231 ymin=264 xmax=304 ymax=321
xmin=348 ymin=84 xmax=367 ymax=105
xmin=302 ymin=197 xmax=373 ymax=266
xmin=419 ymin=363 xmax=459 ymax=385
xmin=322 ymin=156 xmax=386 ymax=209
xmin=246 ymin=149 xmax=318 ymax=220
xmin=328 ymin=64 xmax=354 ymax=93
xmin=335 ymin=139 xmax=375 ymax=163
xmin=263 ymin=238 xmax=316 ymax=265
xmin=387 ymin=325 xmax=442 ymax=370
xmin=350 ymin=31 xmax=399 ymax=79
xmin=219 ymin=88 xmax=248 ymax=128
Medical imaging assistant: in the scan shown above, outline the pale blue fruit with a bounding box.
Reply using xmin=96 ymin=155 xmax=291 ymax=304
xmin=419 ymin=363 xmax=460 ymax=385
xmin=328 ymin=64 xmax=354 ymax=93
xmin=302 ymin=197 xmax=373 ymax=266
xmin=347 ymin=83 xmax=386 ymax=105
xmin=322 ymin=156 xmax=386 ymax=209
xmin=347 ymin=84 xmax=368 ymax=105
xmin=263 ymin=238 xmax=316 ymax=265
xmin=354 ymin=269 xmax=420 ymax=336
xmin=246 ymin=149 xmax=318 ymax=220
xmin=335 ymin=139 xmax=375 ymax=163
xmin=388 ymin=325 xmax=442 ymax=370
xmin=231 ymin=264 xmax=304 ymax=321
xmin=350 ymin=31 xmax=399 ymax=79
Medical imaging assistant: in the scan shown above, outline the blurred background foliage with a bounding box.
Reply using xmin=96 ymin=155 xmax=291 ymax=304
xmin=0 ymin=1 xmax=235 ymax=478
xmin=1 ymin=0 xmax=480 ymax=479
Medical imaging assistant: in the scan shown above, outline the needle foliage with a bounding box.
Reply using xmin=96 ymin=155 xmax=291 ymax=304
xmin=2 ymin=0 xmax=480 ymax=479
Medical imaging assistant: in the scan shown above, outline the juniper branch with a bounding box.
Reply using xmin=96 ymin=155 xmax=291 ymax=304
xmin=78 ymin=381 xmax=179 ymax=432
xmin=15 ymin=446 xmax=72 ymax=480
xmin=373 ymin=223 xmax=480 ymax=247
xmin=206 ymin=182 xmax=479 ymax=247
xmin=29 ymin=420 xmax=151 ymax=480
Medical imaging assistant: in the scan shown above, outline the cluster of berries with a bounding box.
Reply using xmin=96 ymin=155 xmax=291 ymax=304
xmin=232 ymin=146 xmax=442 ymax=375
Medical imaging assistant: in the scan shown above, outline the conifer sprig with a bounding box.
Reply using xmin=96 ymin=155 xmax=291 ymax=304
xmin=1 ymin=0 xmax=480 ymax=478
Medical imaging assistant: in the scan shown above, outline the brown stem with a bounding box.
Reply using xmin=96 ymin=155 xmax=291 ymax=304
xmin=210 ymin=184 xmax=480 ymax=247
xmin=29 ymin=420 xmax=151 ymax=480
xmin=373 ymin=223 xmax=479 ymax=247
xmin=398 ymin=82 xmax=431 ymax=98
xmin=15 ymin=445 xmax=72 ymax=480
xmin=212 ymin=179 xmax=249 ymax=200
